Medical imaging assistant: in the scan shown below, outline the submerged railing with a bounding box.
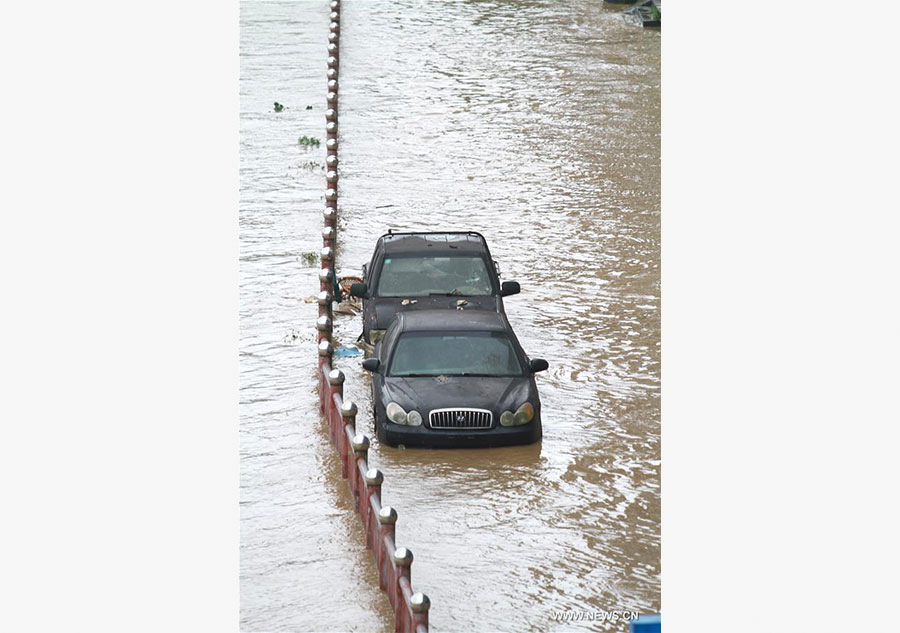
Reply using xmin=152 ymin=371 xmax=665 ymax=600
xmin=313 ymin=3 xmax=430 ymax=631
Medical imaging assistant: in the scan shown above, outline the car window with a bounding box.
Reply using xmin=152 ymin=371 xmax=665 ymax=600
xmin=389 ymin=332 xmax=523 ymax=377
xmin=376 ymin=255 xmax=493 ymax=297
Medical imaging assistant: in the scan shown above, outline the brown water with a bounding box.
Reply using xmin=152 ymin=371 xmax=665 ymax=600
xmin=240 ymin=1 xmax=659 ymax=631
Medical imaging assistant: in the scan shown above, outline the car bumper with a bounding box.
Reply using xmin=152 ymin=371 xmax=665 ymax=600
xmin=381 ymin=420 xmax=541 ymax=448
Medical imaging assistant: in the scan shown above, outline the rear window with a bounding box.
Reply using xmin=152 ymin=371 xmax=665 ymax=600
xmin=376 ymin=255 xmax=493 ymax=297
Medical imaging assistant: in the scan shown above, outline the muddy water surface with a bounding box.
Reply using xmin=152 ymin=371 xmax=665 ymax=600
xmin=241 ymin=1 xmax=659 ymax=631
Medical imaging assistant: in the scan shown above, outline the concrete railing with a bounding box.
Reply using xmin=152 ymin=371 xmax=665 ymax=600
xmin=316 ymin=356 xmax=430 ymax=633
xmin=314 ymin=3 xmax=430 ymax=631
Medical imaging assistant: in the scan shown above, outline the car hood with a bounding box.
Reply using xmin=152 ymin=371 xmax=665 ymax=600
xmin=382 ymin=375 xmax=533 ymax=414
xmin=373 ymin=295 xmax=501 ymax=329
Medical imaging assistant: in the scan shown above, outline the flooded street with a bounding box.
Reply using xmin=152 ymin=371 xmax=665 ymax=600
xmin=241 ymin=0 xmax=659 ymax=630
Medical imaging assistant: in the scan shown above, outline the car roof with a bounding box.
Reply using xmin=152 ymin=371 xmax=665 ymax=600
xmin=378 ymin=232 xmax=489 ymax=255
xmin=396 ymin=309 xmax=509 ymax=333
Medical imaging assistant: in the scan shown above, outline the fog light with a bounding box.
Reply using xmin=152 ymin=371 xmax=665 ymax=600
xmin=386 ymin=402 xmax=407 ymax=425
xmin=407 ymin=410 xmax=422 ymax=426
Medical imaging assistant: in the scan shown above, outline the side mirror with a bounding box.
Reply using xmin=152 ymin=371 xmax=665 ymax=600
xmin=500 ymin=281 xmax=520 ymax=297
xmin=529 ymin=358 xmax=548 ymax=373
xmin=350 ymin=282 xmax=368 ymax=298
xmin=362 ymin=358 xmax=381 ymax=372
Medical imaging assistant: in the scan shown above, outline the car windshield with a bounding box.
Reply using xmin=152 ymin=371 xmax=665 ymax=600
xmin=389 ymin=332 xmax=523 ymax=377
xmin=376 ymin=255 xmax=493 ymax=297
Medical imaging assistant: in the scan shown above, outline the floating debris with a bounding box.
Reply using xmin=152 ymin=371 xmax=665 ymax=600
xmin=305 ymin=105 xmax=313 ymax=110
xmin=302 ymin=296 xmax=318 ymax=303
xmin=334 ymin=345 xmax=362 ymax=357
xmin=338 ymin=275 xmax=364 ymax=302
xmin=400 ymin=298 xmax=419 ymax=306
xmin=456 ymin=299 xmax=468 ymax=307
xmin=299 ymin=251 xmax=318 ymax=266
xmin=274 ymin=102 xmax=284 ymax=112
xmin=298 ymin=135 xmax=321 ymax=146
xmin=334 ymin=302 xmax=361 ymax=315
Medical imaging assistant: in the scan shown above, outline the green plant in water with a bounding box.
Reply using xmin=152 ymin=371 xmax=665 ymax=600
xmin=298 ymin=161 xmax=323 ymax=171
xmin=298 ymin=136 xmax=321 ymax=147
xmin=299 ymin=251 xmax=318 ymax=266
xmin=274 ymin=102 xmax=284 ymax=112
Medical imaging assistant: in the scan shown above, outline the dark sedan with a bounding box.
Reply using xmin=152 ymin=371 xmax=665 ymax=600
xmin=349 ymin=231 xmax=521 ymax=346
xmin=362 ymin=309 xmax=548 ymax=448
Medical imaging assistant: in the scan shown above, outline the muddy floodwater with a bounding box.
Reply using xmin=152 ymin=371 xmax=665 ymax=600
xmin=240 ymin=1 xmax=660 ymax=631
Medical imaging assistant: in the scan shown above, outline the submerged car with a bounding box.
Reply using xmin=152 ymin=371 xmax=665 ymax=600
xmin=349 ymin=231 xmax=521 ymax=345
xmin=362 ymin=309 xmax=548 ymax=448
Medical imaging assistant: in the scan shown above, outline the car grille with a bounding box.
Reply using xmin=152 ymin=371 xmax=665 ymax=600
xmin=429 ymin=408 xmax=493 ymax=429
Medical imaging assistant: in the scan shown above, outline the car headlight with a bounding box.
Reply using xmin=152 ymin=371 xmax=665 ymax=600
xmin=370 ymin=329 xmax=386 ymax=344
xmin=500 ymin=402 xmax=535 ymax=427
xmin=514 ymin=402 xmax=534 ymax=425
xmin=385 ymin=402 xmax=422 ymax=426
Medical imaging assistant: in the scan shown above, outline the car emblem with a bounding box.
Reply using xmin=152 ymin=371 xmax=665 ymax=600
xmin=456 ymin=414 xmax=466 ymax=423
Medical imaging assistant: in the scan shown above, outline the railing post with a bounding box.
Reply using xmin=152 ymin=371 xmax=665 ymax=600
xmin=362 ymin=468 xmax=383 ymax=548
xmin=318 ymin=266 xmax=333 ymax=294
xmin=323 ymin=206 xmax=337 ymax=227
xmin=322 ymin=207 xmax=337 ymax=232
xmin=393 ymin=547 xmax=413 ymax=630
xmin=339 ymin=400 xmax=358 ymax=478
xmin=320 ymin=245 xmax=334 ymax=274
xmin=325 ymin=188 xmax=338 ymax=215
xmin=327 ymin=369 xmax=345 ymax=443
xmin=376 ymin=506 xmax=397 ymax=590
xmin=410 ymin=593 xmax=430 ymax=632
xmin=322 ymin=226 xmax=336 ymax=251
xmin=316 ymin=314 xmax=332 ymax=346
xmin=317 ymin=290 xmax=333 ymax=320
xmin=349 ymin=433 xmax=369 ymax=505
xmin=318 ymin=339 xmax=333 ymax=369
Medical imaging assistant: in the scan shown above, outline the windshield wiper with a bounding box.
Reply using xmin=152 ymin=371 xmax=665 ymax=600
xmin=428 ymin=289 xmax=462 ymax=296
